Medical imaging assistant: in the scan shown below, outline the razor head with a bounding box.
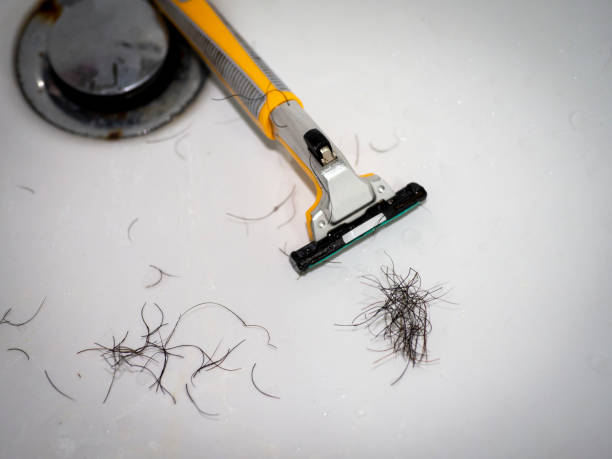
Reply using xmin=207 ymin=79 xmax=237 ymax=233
xmin=290 ymin=182 xmax=427 ymax=274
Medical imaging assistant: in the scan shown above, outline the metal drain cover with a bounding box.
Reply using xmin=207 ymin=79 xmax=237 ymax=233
xmin=15 ymin=0 xmax=208 ymax=139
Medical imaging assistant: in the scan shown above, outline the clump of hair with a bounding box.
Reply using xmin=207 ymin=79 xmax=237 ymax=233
xmin=78 ymin=301 xmax=276 ymax=409
xmin=341 ymin=259 xmax=445 ymax=384
xmin=78 ymin=302 xmax=244 ymax=404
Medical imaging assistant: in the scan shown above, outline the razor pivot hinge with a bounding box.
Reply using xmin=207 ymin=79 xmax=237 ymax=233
xmin=272 ymin=101 xmax=395 ymax=241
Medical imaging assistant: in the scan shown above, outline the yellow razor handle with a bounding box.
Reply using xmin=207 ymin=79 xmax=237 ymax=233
xmin=154 ymin=0 xmax=301 ymax=139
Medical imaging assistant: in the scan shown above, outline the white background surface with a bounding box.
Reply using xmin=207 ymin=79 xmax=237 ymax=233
xmin=1 ymin=0 xmax=612 ymax=458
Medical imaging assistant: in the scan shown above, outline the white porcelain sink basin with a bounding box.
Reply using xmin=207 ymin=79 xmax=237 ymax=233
xmin=1 ymin=1 xmax=611 ymax=458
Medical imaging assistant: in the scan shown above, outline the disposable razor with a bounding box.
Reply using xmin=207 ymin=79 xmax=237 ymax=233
xmin=154 ymin=0 xmax=427 ymax=274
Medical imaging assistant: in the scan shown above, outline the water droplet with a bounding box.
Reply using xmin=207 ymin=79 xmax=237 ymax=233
xmin=568 ymin=110 xmax=585 ymax=128
xmin=588 ymin=354 xmax=610 ymax=375
xmin=395 ymin=128 xmax=408 ymax=142
xmin=148 ymin=441 xmax=159 ymax=451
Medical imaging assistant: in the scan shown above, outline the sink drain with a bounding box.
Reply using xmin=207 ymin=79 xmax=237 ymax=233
xmin=15 ymin=0 xmax=208 ymax=139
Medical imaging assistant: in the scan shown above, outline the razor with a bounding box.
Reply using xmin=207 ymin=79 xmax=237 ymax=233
xmin=154 ymin=0 xmax=427 ymax=274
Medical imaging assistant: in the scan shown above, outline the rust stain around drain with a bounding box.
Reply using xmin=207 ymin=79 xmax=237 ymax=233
xmin=38 ymin=0 xmax=62 ymax=23
xmin=106 ymin=129 xmax=123 ymax=140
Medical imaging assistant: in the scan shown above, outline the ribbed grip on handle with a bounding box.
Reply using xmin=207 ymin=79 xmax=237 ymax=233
xmin=154 ymin=0 xmax=301 ymax=138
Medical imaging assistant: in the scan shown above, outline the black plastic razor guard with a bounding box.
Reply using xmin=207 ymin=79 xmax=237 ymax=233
xmin=290 ymin=182 xmax=427 ymax=274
